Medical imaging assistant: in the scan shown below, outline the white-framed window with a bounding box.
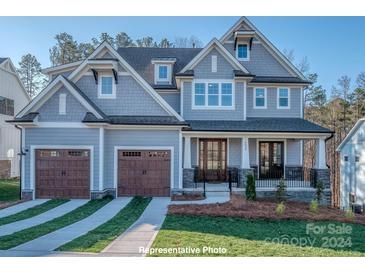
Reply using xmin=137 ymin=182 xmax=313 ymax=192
xmin=59 ymin=93 xmax=67 ymax=115
xmin=277 ymin=87 xmax=290 ymax=109
xmin=154 ymin=64 xmax=171 ymax=84
xmin=236 ymin=43 xmax=249 ymax=61
xmin=192 ymin=80 xmax=234 ymax=109
xmin=98 ymin=74 xmax=116 ymax=99
xmin=211 ymin=55 xmax=217 ymax=73
xmin=254 ymin=87 xmax=267 ymax=109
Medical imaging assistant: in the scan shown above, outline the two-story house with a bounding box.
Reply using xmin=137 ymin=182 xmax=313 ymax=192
xmin=8 ymin=17 xmax=333 ymax=202
xmin=0 ymin=58 xmax=30 ymax=178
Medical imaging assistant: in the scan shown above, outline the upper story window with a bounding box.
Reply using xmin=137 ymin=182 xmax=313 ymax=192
xmin=193 ymin=81 xmax=234 ymax=109
xmin=154 ymin=64 xmax=172 ymax=84
xmin=254 ymin=87 xmax=266 ymax=109
xmin=0 ymin=96 xmax=14 ymax=116
xmin=277 ymin=87 xmax=290 ymax=109
xmin=98 ymin=74 xmax=116 ymax=99
xmin=236 ymin=43 xmax=249 ymax=61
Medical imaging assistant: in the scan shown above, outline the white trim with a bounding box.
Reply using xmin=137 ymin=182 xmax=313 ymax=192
xmin=253 ymin=87 xmax=267 ymax=109
xmin=99 ymin=128 xmax=104 ymax=191
xmin=277 ymin=87 xmax=290 ymax=109
xmin=178 ymin=131 xmax=183 ymax=189
xmin=42 ymin=60 xmax=83 ymax=75
xmin=192 ymin=80 xmax=235 ymax=110
xmin=98 ymin=73 xmax=116 ymax=99
xmin=241 ymin=137 xmax=250 ymax=169
xmin=183 ymin=136 xmax=192 ymax=168
xmin=337 ymin=119 xmax=365 ymax=151
xmin=227 ymin=138 xmax=230 ymax=166
xmin=243 ymin=80 xmax=247 ymax=120
xmin=183 ymin=131 xmax=332 ymax=139
xmin=68 ymin=42 xmax=184 ymax=122
xmin=154 ymin=63 xmax=172 ymax=84
xmin=211 ymin=55 xmax=217 ymax=73
xmin=17 ymin=76 xmax=103 ymax=119
xmin=219 ymin=17 xmax=307 ymax=80
xmin=180 ymin=81 xmax=184 ymax=117
xmin=59 ymin=93 xmax=67 ymax=115
xmin=300 ymin=86 xmax=304 ymax=118
xmin=21 ymin=127 xmax=25 ymax=192
xmin=180 ymin=38 xmax=249 ymax=74
xmin=256 ymin=139 xmax=287 ymax=179
xmin=113 ymin=146 xmax=175 ymax=197
xmin=30 ymin=145 xmax=94 ymax=199
xmin=236 ymin=43 xmax=250 ymax=61
xmin=300 ymin=140 xmax=303 ymax=166
xmin=196 ymin=137 xmax=199 ymax=165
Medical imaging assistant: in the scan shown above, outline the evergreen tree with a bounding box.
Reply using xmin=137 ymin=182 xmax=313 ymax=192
xmin=17 ymin=54 xmax=44 ymax=98
xmin=136 ymin=36 xmax=156 ymax=47
xmin=49 ymin=32 xmax=81 ymax=66
xmin=115 ymin=32 xmax=135 ymax=48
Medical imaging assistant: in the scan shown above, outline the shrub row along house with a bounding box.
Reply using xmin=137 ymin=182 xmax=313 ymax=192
xmin=7 ymin=17 xmax=333 ymax=203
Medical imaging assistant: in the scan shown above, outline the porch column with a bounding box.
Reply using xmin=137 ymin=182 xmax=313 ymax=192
xmin=183 ymin=136 xmax=191 ymax=169
xmin=240 ymin=137 xmax=250 ymax=169
xmin=315 ymin=138 xmax=327 ymax=169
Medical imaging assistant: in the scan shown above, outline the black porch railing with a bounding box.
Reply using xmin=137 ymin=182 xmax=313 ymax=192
xmin=256 ymin=167 xmax=315 ymax=188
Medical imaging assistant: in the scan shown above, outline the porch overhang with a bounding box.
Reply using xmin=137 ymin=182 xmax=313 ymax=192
xmin=181 ymin=131 xmax=332 ymax=139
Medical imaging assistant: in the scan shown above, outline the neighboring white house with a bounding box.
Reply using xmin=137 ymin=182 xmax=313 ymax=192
xmin=337 ymin=118 xmax=365 ymax=210
xmin=0 ymin=58 xmax=30 ymax=178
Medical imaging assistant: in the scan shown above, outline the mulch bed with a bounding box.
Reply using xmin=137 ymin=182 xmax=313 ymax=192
xmin=171 ymin=194 xmax=206 ymax=201
xmin=168 ymin=195 xmax=365 ymax=225
xmin=0 ymin=200 xmax=26 ymax=210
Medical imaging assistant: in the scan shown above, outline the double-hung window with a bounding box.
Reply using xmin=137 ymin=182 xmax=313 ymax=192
xmin=155 ymin=64 xmax=171 ymax=84
xmin=277 ymin=88 xmax=290 ymax=109
xmin=158 ymin=65 xmax=168 ymax=80
xmin=254 ymin=87 xmax=266 ymax=108
xmin=193 ymin=82 xmax=234 ymax=109
xmin=236 ymin=44 xmax=249 ymax=61
xmin=98 ymin=74 xmax=115 ymax=98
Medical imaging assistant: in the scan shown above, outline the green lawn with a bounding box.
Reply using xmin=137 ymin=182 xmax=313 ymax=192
xmin=0 ymin=180 xmax=20 ymax=201
xmin=57 ymin=196 xmax=151 ymax=253
xmin=149 ymin=215 xmax=365 ymax=257
xmin=0 ymin=197 xmax=112 ymax=250
xmin=0 ymin=199 xmax=69 ymax=226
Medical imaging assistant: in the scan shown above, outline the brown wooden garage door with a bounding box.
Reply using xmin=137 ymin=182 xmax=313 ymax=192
xmin=118 ymin=150 xmax=171 ymax=197
xmin=35 ymin=149 xmax=90 ymax=199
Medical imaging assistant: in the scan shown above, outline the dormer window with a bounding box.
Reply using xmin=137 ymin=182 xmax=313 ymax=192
xmin=236 ymin=44 xmax=249 ymax=61
xmin=154 ymin=63 xmax=172 ymax=84
xmin=158 ymin=65 xmax=168 ymax=81
xmin=98 ymin=74 xmax=116 ymax=99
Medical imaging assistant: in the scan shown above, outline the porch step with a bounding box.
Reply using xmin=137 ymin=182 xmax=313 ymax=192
xmin=206 ymin=191 xmax=230 ymax=197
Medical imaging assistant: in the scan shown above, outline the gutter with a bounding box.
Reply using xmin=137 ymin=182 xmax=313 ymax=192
xmin=15 ymin=125 xmax=25 ymax=200
xmin=325 ymin=132 xmax=335 ymax=169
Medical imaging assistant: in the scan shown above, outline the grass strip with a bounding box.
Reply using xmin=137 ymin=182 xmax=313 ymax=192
xmin=0 ymin=197 xmax=112 ymax=250
xmin=0 ymin=199 xmax=69 ymax=226
xmin=57 ymin=196 xmax=151 ymax=253
xmin=0 ymin=180 xmax=20 ymax=201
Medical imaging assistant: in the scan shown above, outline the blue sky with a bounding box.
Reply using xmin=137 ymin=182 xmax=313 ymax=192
xmin=0 ymin=16 xmax=364 ymax=93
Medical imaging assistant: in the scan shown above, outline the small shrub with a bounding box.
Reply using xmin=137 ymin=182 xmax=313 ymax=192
xmin=245 ymin=174 xmax=256 ymax=201
xmin=275 ymin=178 xmax=286 ymax=202
xmin=345 ymin=209 xmax=355 ymax=220
xmin=275 ymin=202 xmax=286 ymax=215
xmin=309 ymin=200 xmax=318 ymax=213
xmin=315 ymin=180 xmax=324 ymax=202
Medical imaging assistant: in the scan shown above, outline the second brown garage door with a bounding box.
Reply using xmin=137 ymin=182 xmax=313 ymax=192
xmin=35 ymin=149 xmax=90 ymax=199
xmin=118 ymin=150 xmax=171 ymax=197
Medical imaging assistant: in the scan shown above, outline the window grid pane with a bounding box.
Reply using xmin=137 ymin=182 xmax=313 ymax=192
xmin=255 ymin=88 xmax=265 ymax=107
xmin=159 ymin=66 xmax=168 ymax=79
xmin=208 ymin=83 xmax=219 ymax=106
xmin=101 ymin=76 xmax=113 ymax=95
xmin=278 ymin=88 xmax=289 ymax=107
xmin=238 ymin=44 xmax=248 ymax=59
xmin=195 ymin=83 xmax=205 ymax=106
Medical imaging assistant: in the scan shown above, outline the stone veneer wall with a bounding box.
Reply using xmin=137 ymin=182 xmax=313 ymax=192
xmin=183 ymin=168 xmax=195 ymax=188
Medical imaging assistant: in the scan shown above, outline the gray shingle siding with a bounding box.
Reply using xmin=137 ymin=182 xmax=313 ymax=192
xmin=158 ymin=92 xmax=180 ymax=113
xmin=36 ymin=87 xmax=88 ymax=122
xmin=194 ymin=48 xmax=235 ymax=79
xmin=182 ymin=81 xmax=245 ymax=120
xmin=76 ymin=75 xmax=168 ymax=116
xmin=223 ymin=42 xmax=292 ymax=77
xmin=246 ymin=87 xmax=302 ymax=118
xmin=191 ymin=137 xmax=198 ymax=166
xmin=104 ymin=129 xmax=180 ymax=190
xmin=23 ymin=128 xmax=100 ymax=191
xmin=287 ymin=139 xmax=302 ymax=166
xmin=229 ymin=138 xmax=241 ymax=167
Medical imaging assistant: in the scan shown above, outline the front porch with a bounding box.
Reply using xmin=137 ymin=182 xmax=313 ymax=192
xmin=180 ymin=132 xmax=331 ymax=203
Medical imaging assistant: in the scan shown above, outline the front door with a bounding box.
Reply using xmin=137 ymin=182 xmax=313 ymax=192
xmin=259 ymin=141 xmax=284 ymax=179
xmin=199 ymin=139 xmax=227 ymax=181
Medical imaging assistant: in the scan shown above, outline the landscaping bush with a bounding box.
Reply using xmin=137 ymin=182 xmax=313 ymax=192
xmin=345 ymin=209 xmax=355 ymax=220
xmin=275 ymin=202 xmax=285 ymax=215
xmin=309 ymin=200 xmax=318 ymax=213
xmin=245 ymin=174 xmax=256 ymax=201
xmin=275 ymin=178 xmax=286 ymax=202
xmin=316 ymin=180 xmax=324 ymax=202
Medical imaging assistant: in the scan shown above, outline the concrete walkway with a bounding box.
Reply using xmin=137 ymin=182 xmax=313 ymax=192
xmin=0 ymin=199 xmax=49 ymax=218
xmin=11 ymin=197 xmax=132 ymax=252
xmin=102 ymin=197 xmax=170 ymax=257
xmin=0 ymin=200 xmax=87 ymax=237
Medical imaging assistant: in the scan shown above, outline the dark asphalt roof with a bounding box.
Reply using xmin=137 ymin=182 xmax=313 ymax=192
xmin=7 ymin=112 xmax=39 ymax=123
xmin=184 ymin=118 xmax=333 ymax=133
xmin=251 ymin=76 xmax=311 ymax=84
xmin=0 ymin=58 xmax=7 ymax=64
xmin=83 ymin=114 xmax=187 ymax=126
xmin=117 ymin=47 xmax=202 ymax=88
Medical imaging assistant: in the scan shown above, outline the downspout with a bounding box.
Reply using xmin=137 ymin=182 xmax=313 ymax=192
xmin=325 ymin=133 xmax=334 ymax=169
xmin=15 ymin=125 xmax=24 ymax=200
